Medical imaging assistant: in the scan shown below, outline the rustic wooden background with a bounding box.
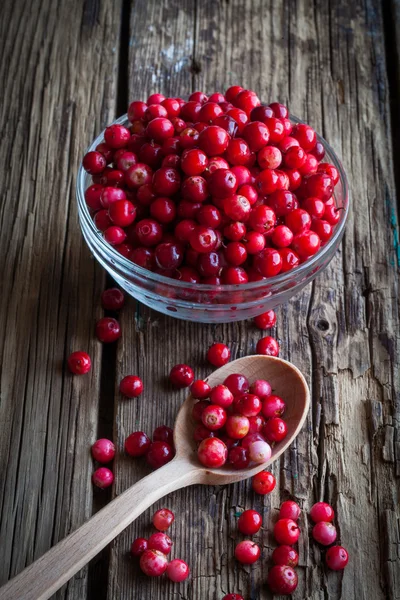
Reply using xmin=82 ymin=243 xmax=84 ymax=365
xmin=1 ymin=0 xmax=400 ymax=598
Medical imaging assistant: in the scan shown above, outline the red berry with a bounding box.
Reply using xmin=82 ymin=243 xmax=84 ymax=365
xmin=197 ymin=205 xmax=222 ymax=229
xmin=253 ymin=249 xmax=282 ymax=278
xmin=145 ymin=105 xmax=167 ymax=121
xmin=128 ymin=101 xmax=147 ymax=122
xmin=139 ymin=549 xmax=168 ymax=577
xmin=223 ymin=194 xmax=251 ymax=222
xmin=130 ymin=537 xmax=148 ymax=557
xmin=263 ymin=417 xmax=287 ymax=443
xmin=253 ymin=310 xmax=276 ymax=330
xmin=303 ymin=172 xmax=333 ymax=201
xmin=125 ymin=431 xmax=151 ymax=457
xmin=210 ymin=384 xmax=234 ymax=408
xmin=148 ymin=532 xmax=173 ymax=555
xmin=101 ymin=288 xmax=125 ymax=311
xmin=190 ymin=226 xmax=217 ymax=253
xmin=152 ymin=167 xmax=181 ymax=196
xmin=257 ymin=145 xmax=282 ymax=170
xmin=235 ymin=90 xmax=261 ymax=115
xmin=225 ymin=138 xmax=252 ymax=165
xmin=268 ymin=190 xmax=297 ymax=217
xmin=248 ymin=205 xmax=276 ymax=233
xmin=303 ymin=196 xmax=325 ymax=219
xmin=228 ymin=446 xmax=250 ymax=469
xmin=197 ymin=437 xmax=228 ymax=468
xmin=85 ymin=184 xmax=104 ymax=210
xmin=197 ymin=251 xmax=222 ymax=277
xmin=224 ymin=373 xmax=249 ymax=396
xmin=225 ymin=85 xmax=244 ymax=102
xmin=242 ymin=121 xmax=270 ymax=151
xmin=201 ymin=404 xmax=227 ymax=431
xmin=261 ymin=395 xmax=286 ymax=418
xmin=100 ymin=188 xmax=127 ymax=210
xmin=227 ymin=107 xmax=249 ymax=133
xmin=311 ymin=218 xmax=332 ymax=242
xmin=67 ymin=351 xmax=91 ymax=375
xmin=83 ymin=151 xmax=107 ymax=174
xmin=271 ymin=545 xmax=299 ymax=568
xmin=150 ymin=197 xmax=176 ymax=224
xmin=153 ymin=425 xmax=174 ymax=446
xmin=181 ymin=148 xmax=208 ymax=175
xmin=243 ymin=231 xmax=265 ymax=255
xmin=109 ymin=200 xmax=137 ymax=227
xmin=256 ymin=168 xmax=279 ymax=195
xmin=279 ymin=500 xmax=301 ymax=521
xmin=225 ymin=414 xmax=250 ymax=439
xmin=222 ymin=595 xmax=244 ymax=600
xmin=247 ymin=414 xmax=266 ymax=434
xmin=190 ymin=380 xmax=211 ymax=400
xmin=241 ymin=432 xmax=264 ymax=451
xmin=325 ymin=545 xmax=349 ymax=570
xmin=250 ymin=379 xmax=272 ymax=398
xmin=189 ymin=91 xmax=208 ymax=103
xmin=224 ymin=242 xmax=247 ymax=266
xmin=252 ymin=470 xmax=276 ymax=494
xmin=166 ymin=559 xmax=190 ymax=582
xmin=267 ymin=565 xmax=298 ymax=594
xmin=224 ymin=221 xmax=247 ymax=242
xmin=234 ymin=393 xmax=262 ymax=417
xmin=92 ymin=467 xmax=114 ymax=489
xmin=147 ymin=93 xmax=166 ymax=105
xmin=310 ymin=502 xmax=335 ymax=523
xmin=104 ymin=124 xmax=130 ymax=149
xmin=146 ymin=441 xmax=174 ymax=469
xmin=312 ymin=521 xmax=337 ymax=545
xmin=135 ymin=218 xmax=163 ymax=246
xmin=238 ymin=509 xmax=262 ymax=535
xmin=207 ymin=342 xmax=231 ymax=367
xmin=248 ymin=440 xmax=272 ymax=463
xmin=91 ymin=438 xmax=115 ymax=463
xmin=318 ymin=162 xmax=339 ymax=185
xmin=271 ymin=225 xmax=294 ymax=248
xmin=264 ymin=117 xmax=285 ymax=143
xmin=95 ymin=317 xmax=121 ymax=343
xmin=198 ymin=126 xmax=230 ymax=156
xmin=125 ymin=163 xmax=153 ymax=188
xmin=208 ymin=168 xmax=238 ymax=198
xmin=291 ymin=230 xmax=321 ymax=259
xmin=104 ymin=225 xmax=126 ymax=246
xmin=292 ymin=123 xmax=317 ymax=151
xmin=169 ymin=364 xmax=194 ymax=388
xmin=153 ymin=508 xmax=174 ymax=531
xmin=274 ymin=518 xmax=300 ymax=545
xmin=146 ymin=117 xmax=174 ymax=142
xmin=285 ymin=208 xmax=312 ymax=233
xmin=280 ymin=247 xmax=300 ymax=272
xmin=234 ymin=540 xmax=261 ymax=564
xmin=155 ymin=242 xmax=184 ymax=270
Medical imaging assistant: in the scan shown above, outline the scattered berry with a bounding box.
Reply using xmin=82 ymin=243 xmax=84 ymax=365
xmin=309 ymin=502 xmax=335 ymax=523
xmin=256 ymin=336 xmax=279 ymax=356
xmin=131 ymin=537 xmax=148 ymax=557
xmin=125 ymin=431 xmax=151 ymax=457
xmin=207 ymin=343 xmax=231 ymax=367
xmin=148 ymin=532 xmax=173 ymax=555
xmin=271 ymin=545 xmax=299 ymax=568
xmin=119 ymin=375 xmax=143 ymax=398
xmin=312 ymin=521 xmax=337 ymax=546
xmin=166 ymin=559 xmax=190 ymax=582
xmin=253 ymin=310 xmax=277 ymax=330
xmin=91 ymin=439 xmax=115 ymax=463
xmin=139 ymin=549 xmax=168 ymax=577
xmin=95 ymin=317 xmax=121 ymax=343
xmin=101 ymin=288 xmax=125 ymax=311
xmin=234 ymin=540 xmax=261 ymax=564
xmin=170 ymin=364 xmax=195 ymax=388
xmin=252 ymin=471 xmax=276 ymax=494
xmin=153 ymin=508 xmax=175 ymax=531
xmin=238 ymin=509 xmax=262 ymax=535
xmin=325 ymin=545 xmax=349 ymax=570
xmin=67 ymin=351 xmax=91 ymax=375
xmin=273 ymin=519 xmax=300 ymax=545
xmin=146 ymin=441 xmax=174 ymax=469
xmin=267 ymin=565 xmax=298 ymax=595
xmin=92 ymin=467 xmax=114 ymax=489
xmin=279 ymin=500 xmax=301 ymax=521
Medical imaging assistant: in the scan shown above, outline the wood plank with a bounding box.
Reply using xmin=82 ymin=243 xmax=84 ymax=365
xmin=0 ymin=0 xmax=122 ymax=598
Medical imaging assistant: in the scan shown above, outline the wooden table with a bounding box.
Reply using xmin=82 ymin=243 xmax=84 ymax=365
xmin=1 ymin=0 xmax=400 ymax=598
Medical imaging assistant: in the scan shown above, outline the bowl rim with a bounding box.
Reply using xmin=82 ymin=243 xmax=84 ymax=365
xmin=76 ymin=113 xmax=350 ymax=292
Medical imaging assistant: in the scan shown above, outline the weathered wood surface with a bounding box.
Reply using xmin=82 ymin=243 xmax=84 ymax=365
xmin=1 ymin=0 xmax=400 ymax=599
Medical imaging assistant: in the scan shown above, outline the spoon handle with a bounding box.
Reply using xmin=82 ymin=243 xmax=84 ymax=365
xmin=0 ymin=458 xmax=198 ymax=600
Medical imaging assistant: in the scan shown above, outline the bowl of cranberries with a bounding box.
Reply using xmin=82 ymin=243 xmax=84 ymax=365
xmin=77 ymin=87 xmax=349 ymax=322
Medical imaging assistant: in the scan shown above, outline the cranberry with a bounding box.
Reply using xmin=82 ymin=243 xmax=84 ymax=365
xmin=224 ymin=373 xmax=249 ymax=396
xmin=247 ymin=415 xmax=266 ymax=434
xmin=253 ymin=311 xmax=275 ymax=331
xmin=310 ymin=502 xmax=335 ymax=523
xmin=224 ymin=242 xmax=247 ymax=266
xmin=198 ymin=126 xmax=230 ymax=156
xmin=274 ymin=518 xmax=300 ymax=545
xmin=292 ymin=230 xmax=321 ymax=259
xmin=324 ymin=203 xmax=341 ymax=225
xmin=209 ymin=92 xmax=226 ymax=103
xmin=279 ymin=500 xmax=301 ymax=521
xmin=222 ymin=595 xmax=244 ymax=600
xmin=125 ymin=163 xmax=153 ymax=188
xmin=152 ymin=167 xmax=181 ymax=196
xmin=228 ymin=446 xmax=250 ymax=469
xmin=135 ymin=218 xmax=163 ymax=246
xmin=83 ymin=151 xmax=107 ymax=174
xmin=283 ymin=145 xmax=307 ymax=169
xmin=155 ymin=242 xmax=184 ymax=270
xmin=173 ymin=219 xmax=196 ymax=243
xmin=286 ymin=168 xmax=302 ymax=191
xmin=189 ymin=91 xmax=208 ymax=103
xmin=243 ymin=231 xmax=265 ymax=255
xmin=280 ymin=247 xmax=300 ymax=272
xmin=272 ymin=545 xmax=299 ymax=568
xmin=197 ymin=437 xmax=227 ymax=468
xmin=101 ymin=288 xmax=125 ymax=311
xmin=95 ymin=317 xmax=121 ymax=343
xmin=263 ymin=417 xmax=287 ymax=443
xmin=261 ymin=396 xmax=286 ymax=420
xmin=207 ymin=342 xmax=231 ymax=367
xmin=197 ymin=205 xmax=222 ymax=229
xmin=146 ymin=117 xmax=174 ymax=142
xmin=234 ymin=539 xmax=261 ymax=564
xmin=271 ymin=225 xmax=293 ymax=248
xmin=223 ymin=221 xmax=246 ymax=242
xmin=303 ymin=172 xmax=333 ymax=201
xmin=257 ymin=145 xmax=282 ymax=170
xmin=223 ymin=194 xmax=251 ymax=221
xmin=99 ymin=167 xmax=125 ymax=187
xmin=197 ymin=251 xmax=221 ymax=277
xmin=234 ymin=393 xmax=262 ymax=417
xmin=267 ymin=565 xmax=298 ymax=595
xmin=238 ymin=509 xmax=262 ymax=535
xmin=169 ymin=364 xmax=194 ymax=388
xmin=130 ymin=537 xmax=148 ymax=557
xmin=103 ymin=124 xmax=130 ymax=149
xmin=253 ymin=249 xmax=282 ymax=278
xmin=285 ymin=208 xmax=312 ymax=233
xmin=242 ymin=121 xmax=270 ymax=152
xmin=227 ymin=107 xmax=249 ymax=133
xmin=225 ymin=85 xmax=244 ymax=102
xmin=203 ymin=156 xmax=230 ymax=178
xmin=252 ymin=470 xmax=276 ymax=494
xmin=248 ymin=205 xmax=276 ymax=233
xmin=180 ymin=101 xmax=202 ymax=122
xmin=153 ymin=426 xmax=174 ymax=446
xmin=147 ymin=93 xmax=165 ymax=105
xmin=85 ymin=184 xmax=104 ymax=211
xmin=241 ymin=432 xmax=265 ymax=450
xmin=213 ymin=115 xmax=239 ymax=137
xmin=140 ymin=549 xmax=168 ymax=577
xmin=182 ymin=175 xmax=209 ymax=203
xmin=303 ymin=196 xmax=325 ymax=219
xmin=138 ymin=141 xmax=163 ymax=168
xmin=91 ymin=438 xmax=115 ymax=463
xmin=162 ymin=137 xmax=181 ymax=157
xmin=191 ymin=379 xmax=211 ymax=400
xmin=144 ymin=105 xmax=168 ymax=122
xmin=326 ymin=545 xmax=349 ymax=570
xmin=255 ymin=168 xmax=278 ymax=195
xmin=311 ymin=219 xmax=332 ymax=242
xmin=131 ymin=247 xmax=155 ymax=269
xmin=221 ymin=266 xmax=248 ymax=285
xmin=235 ymin=89 xmax=261 ymax=114
xmin=318 ymin=162 xmax=339 ymax=185
xmin=201 ymin=404 xmax=227 ymax=431
xmin=238 ymin=184 xmax=258 ymax=205
xmin=225 ymin=414 xmax=250 ymax=439
xmin=92 ymin=467 xmax=114 ymax=489
xmin=179 ymin=149 xmax=207 ymax=177
xmin=108 ymin=200 xmax=136 ymax=227
xmin=208 ymin=168 xmax=238 ymax=198
xmin=125 ymin=431 xmax=151 ymax=457
xmin=166 ymin=558 xmax=190 ymax=582
xmin=128 ymin=101 xmax=147 ymax=122
xmin=149 ymin=197 xmax=176 ymax=224
xmin=160 ymin=98 xmax=181 ymax=117
xmin=249 ymin=440 xmax=272 ymax=463
xmin=153 ymin=508 xmax=174 ymax=531
xmin=300 ymin=153 xmax=319 ymax=175
xmin=117 ymin=243 xmax=134 ymax=259
xmin=210 ymin=384 xmax=234 ymax=408
xmin=67 ymin=351 xmax=91 ymax=375
xmin=104 ymin=225 xmax=126 ymax=245
xmin=291 ymin=123 xmax=316 ymax=151
xmin=250 ymin=105 xmax=274 ymax=122
xmin=146 ymin=441 xmax=174 ymax=468
xmin=312 ymin=521 xmax=337 ymax=545
xmin=148 ymin=532 xmax=173 ymax=555
xmin=198 ymin=101 xmax=223 ymax=122
xmin=190 ymin=226 xmax=217 ymax=253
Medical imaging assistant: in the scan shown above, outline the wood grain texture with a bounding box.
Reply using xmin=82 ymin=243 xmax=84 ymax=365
xmin=0 ymin=0 xmax=122 ymax=598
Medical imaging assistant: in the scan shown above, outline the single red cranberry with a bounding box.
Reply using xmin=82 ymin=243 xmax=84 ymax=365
xmin=271 ymin=545 xmax=299 ymax=568
xmin=138 ymin=141 xmax=163 ymax=168
xmin=213 ymin=115 xmax=238 ymax=137
xmin=182 ymin=175 xmax=209 ymax=203
xmin=248 ymin=439 xmax=272 ymax=463
xmin=125 ymin=163 xmax=153 ymax=188
xmin=197 ymin=437 xmax=227 ymax=467
xmin=223 ymin=194 xmax=251 ymax=221
xmin=210 ymin=384 xmax=234 ymax=408
xmin=292 ymin=123 xmax=317 ymax=150
xmin=324 ymin=203 xmax=341 ymax=225
xmin=179 ymin=126 xmax=200 ymax=149
xmin=144 ymin=104 xmax=168 ymax=121
xmin=268 ymin=102 xmax=288 ymax=118
xmin=234 ymin=90 xmax=261 ymax=115
xmin=223 ymin=221 xmax=246 ymax=242
xmin=197 ymin=251 xmax=221 ymax=277
xmin=256 ymin=169 xmax=279 ymax=195
xmin=326 ymin=546 xmax=349 ymax=570
xmin=247 ymin=415 xmax=266 ymax=434
xmin=202 ymin=404 xmax=227 ymax=431
xmin=147 ymin=93 xmax=166 ymax=105
xmin=136 ymin=183 xmax=155 ymax=205
xmin=135 ymin=218 xmax=163 ymax=246
xmin=148 ymin=532 xmax=173 ymax=555
xmin=174 ymin=219 xmax=197 ymax=243
xmin=285 ymin=208 xmax=312 ymax=233
xmin=83 ymin=151 xmax=107 ymax=174
xmin=227 ymin=107 xmax=249 ymax=133
xmin=125 ymin=431 xmax=151 ymax=457
xmin=198 ymin=101 xmax=224 ymax=122
xmin=67 ymin=351 xmax=91 ymax=375
xmin=228 ymin=446 xmax=250 ymax=469
xmin=280 ymin=247 xmax=300 ymax=272
xmin=264 ymin=117 xmax=285 ymax=142
xmin=253 ymin=310 xmax=276 ymax=330
xmin=92 ymin=467 xmax=114 ymax=489
xmin=207 ymin=168 xmax=238 ymax=198
xmin=279 ymin=500 xmax=301 ymax=521
xmin=117 ymin=243 xmax=135 ymax=260
xmin=99 ymin=167 xmax=125 ymax=187
xmin=155 ymin=243 xmax=184 ymax=270
xmin=198 ymin=125 xmax=230 ymax=156
xmin=152 ymin=167 xmax=181 ymax=196
xmin=274 ymin=518 xmax=300 ymax=545
xmin=128 ymin=100 xmax=148 ymax=122
xmin=253 ymin=249 xmax=282 ymax=278
xmin=190 ymin=226 xmax=217 ymax=253
xmin=169 ymin=364 xmax=194 ymax=388
xmin=267 ymin=565 xmax=298 ymax=595
xmin=207 ymin=343 xmax=231 ymax=367
xmin=242 ymin=121 xmax=270 ymax=151
xmin=250 ymin=104 xmax=274 ymax=122
xmin=275 ymin=169 xmax=290 ymax=190
xmin=312 ymin=521 xmax=337 ymax=545
xmin=180 ymin=101 xmax=202 ymax=122
xmin=310 ymin=502 xmax=335 ymax=522
xmin=283 ymin=145 xmax=307 ymax=169
xmin=150 ymin=197 xmax=176 ymax=224
xmin=130 ymin=537 xmax=148 ymax=557
xmin=99 ymin=186 xmax=126 ymax=209
xmin=248 ymin=206 xmax=276 ymax=233
xmin=223 ymin=373 xmax=249 ymax=396
xmin=208 ymin=91 xmax=226 ymax=103
xmin=95 ymin=317 xmax=121 ymax=343
xmin=162 ymin=136 xmax=181 ymax=156
xmin=91 ymin=439 xmax=115 ymax=463
xmin=234 ymin=393 xmax=262 ymax=417
xmin=127 ymin=133 xmax=146 ymax=154
xmin=166 ymin=559 xmax=190 ymax=582
xmin=311 ymin=219 xmax=332 ymax=242
xmin=286 ymin=168 xmax=302 ymax=191
xmin=225 ymin=137 xmax=253 ymax=166
xmin=310 ymin=140 xmax=325 ymax=161
xmin=197 ymin=205 xmax=222 ymax=229
xmin=109 ymin=200 xmax=137 ymax=227
xmin=139 ymin=549 xmax=168 ymax=577
xmin=119 ymin=375 xmax=143 ymax=398
xmin=85 ymin=184 xmax=104 ymax=210
xmin=263 ymin=417 xmax=287 ymax=442
xmin=238 ymin=509 xmax=262 ymax=535
xmin=257 ymin=145 xmax=282 ymax=170
xmin=180 ymin=148 xmax=208 ymax=176
xmin=189 ymin=91 xmax=209 ymax=104
xmin=225 ymin=85 xmax=244 ymax=102
xmin=303 ymin=172 xmax=333 ymax=201
xmin=303 ymin=197 xmax=325 ymax=218
xmin=238 ymin=184 xmax=258 ymax=206
xmin=243 ymin=231 xmax=265 ymax=255
xmin=104 ymin=124 xmax=130 ymax=149
xmin=225 ymin=414 xmax=250 ymax=439
xmin=300 ymin=153 xmax=319 ymax=175
xmin=262 ymin=395 xmax=286 ymax=418
xmin=317 ymin=162 xmax=339 ymax=185
xmin=221 ymin=266 xmax=248 ymax=284
xmin=249 ymin=380 xmax=272 ymax=399
xmin=252 ymin=470 xmax=276 ymax=494
xmin=94 ymin=209 xmax=112 ymax=231
xmin=291 ymin=230 xmax=321 ymax=259
xmin=161 ymin=98 xmax=181 ymax=117
xmin=153 ymin=508 xmax=174 ymax=531
xmin=177 ymin=266 xmax=200 ymax=283
xmin=222 ymin=595 xmax=244 ymax=600
xmin=146 ymin=441 xmax=174 ymax=468
xmin=131 ymin=247 xmax=155 ymax=269
xmin=224 ymin=242 xmax=247 ymax=266
xmin=101 ymin=288 xmax=124 ymax=311
xmin=271 ymin=225 xmax=294 ymax=248
xmin=191 ymin=380 xmax=211 ymax=400
xmin=234 ymin=540 xmax=261 ymax=564
xmin=268 ymin=190 xmax=297 ymax=217
xmin=256 ymin=336 xmax=279 ymax=357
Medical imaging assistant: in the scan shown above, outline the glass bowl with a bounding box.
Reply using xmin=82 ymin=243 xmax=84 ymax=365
xmin=76 ymin=114 xmax=349 ymax=323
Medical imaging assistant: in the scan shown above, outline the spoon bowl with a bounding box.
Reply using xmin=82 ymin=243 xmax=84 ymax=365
xmin=0 ymin=355 xmax=310 ymax=600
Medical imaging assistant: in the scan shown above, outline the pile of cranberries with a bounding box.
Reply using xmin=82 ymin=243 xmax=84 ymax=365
xmin=131 ymin=508 xmax=190 ymax=581
xmin=191 ymin=374 xmax=288 ymax=469
xmin=82 ymin=87 xmax=341 ymax=288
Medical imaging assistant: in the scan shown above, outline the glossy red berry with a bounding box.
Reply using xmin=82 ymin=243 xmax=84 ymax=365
xmin=128 ymin=100 xmax=147 ymax=122
xmin=146 ymin=441 xmax=174 ymax=468
xmin=242 ymin=121 xmax=270 ymax=151
xmin=324 ymin=203 xmax=341 ymax=225
xmin=303 ymin=172 xmax=333 ymax=201
xmin=83 ymin=151 xmax=107 ymax=174
xmin=292 ymin=123 xmax=316 ymax=151
xmin=139 ymin=549 xmax=168 ymax=577
xmin=247 ymin=415 xmax=266 ymax=434
xmin=318 ymin=162 xmax=339 ymax=185
xmin=135 ymin=219 xmax=163 ymax=246
xmin=271 ymin=545 xmax=299 ymax=568
xmin=291 ymin=230 xmax=321 ymax=259
xmin=208 ymin=168 xmax=238 ymax=198
xmin=210 ymin=384 xmax=234 ymax=408
xmin=169 ymin=364 xmax=194 ymax=388
xmin=225 ymin=414 xmax=250 ymax=439
xmin=125 ymin=431 xmax=151 ymax=457
xmin=312 ymin=521 xmax=337 ymax=545
xmin=238 ymin=509 xmax=262 ymax=535
xmin=252 ymin=470 xmax=276 ymax=494
xmin=190 ymin=226 xmax=217 ymax=253
xmin=249 ymin=379 xmax=272 ymax=398
xmin=207 ymin=343 xmax=231 ymax=367
xmin=285 ymin=208 xmax=312 ymax=233
xmin=248 ymin=439 xmax=272 ymax=463
xmin=152 ymin=167 xmax=181 ymax=196
xmin=262 ymin=395 xmax=286 ymax=418
xmin=271 ymin=225 xmax=294 ymax=248
xmin=267 ymin=565 xmax=298 ymax=595
xmin=223 ymin=194 xmax=251 ymax=222
xmin=248 ymin=205 xmax=276 ymax=233
xmin=104 ymin=124 xmax=130 ymax=149
xmin=95 ymin=317 xmax=121 ymax=343
xmin=263 ymin=417 xmax=287 ymax=443
xmin=253 ymin=310 xmax=276 ymax=330
xmin=190 ymin=380 xmax=211 ymax=400
xmin=311 ymin=219 xmax=333 ymax=242
xmin=325 ymin=545 xmax=349 ymax=570
xmin=130 ymin=537 xmax=148 ymax=557
xmin=166 ymin=559 xmax=190 ymax=582
xmin=253 ymin=249 xmax=282 ymax=278
xmin=201 ymin=404 xmax=227 ymax=431
xmin=280 ymin=248 xmax=300 ymax=272
xmin=310 ymin=502 xmax=335 ymax=523
xmin=235 ymin=90 xmax=261 ymax=115
xmin=153 ymin=508 xmax=175 ymax=531
xmin=228 ymin=446 xmax=250 ymax=469
xmin=92 ymin=467 xmax=114 ymax=489
xmin=103 ymin=225 xmax=126 ymax=245
xmin=197 ymin=437 xmax=228 ymax=468
xmin=155 ymin=242 xmax=184 ymax=270
xmin=91 ymin=439 xmax=115 ymax=463
xmin=67 ymin=351 xmax=91 ymax=375
xmin=234 ymin=393 xmax=262 ymax=417
xmin=181 ymin=148 xmax=208 ymax=175
xmin=279 ymin=500 xmax=301 ymax=521
xmin=225 ymin=138 xmax=252 ymax=166
xmin=198 ymin=125 xmax=230 ymax=156
xmin=257 ymin=145 xmax=282 ymax=169
xmin=153 ymin=426 xmax=174 ymax=447
xmin=85 ymin=184 xmax=104 ymax=210
xmin=234 ymin=540 xmax=261 ymax=564
xmin=101 ymin=288 xmax=125 ymax=311
xmin=223 ymin=373 xmax=249 ymax=397
xmin=148 ymin=532 xmax=173 ymax=555
xmin=274 ymin=518 xmax=300 ymax=545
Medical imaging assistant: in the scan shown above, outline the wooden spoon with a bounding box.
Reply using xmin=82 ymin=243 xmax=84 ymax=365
xmin=0 ymin=355 xmax=310 ymax=600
